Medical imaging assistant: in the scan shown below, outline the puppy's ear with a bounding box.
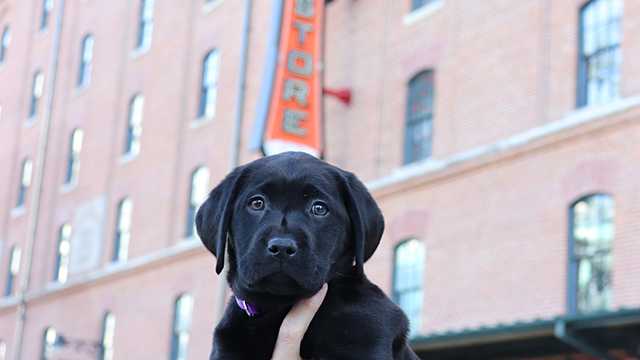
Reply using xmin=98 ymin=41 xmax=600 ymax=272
xmin=196 ymin=166 xmax=246 ymax=274
xmin=339 ymin=171 xmax=385 ymax=273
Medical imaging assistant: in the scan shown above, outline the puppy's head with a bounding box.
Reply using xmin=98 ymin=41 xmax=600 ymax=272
xmin=195 ymin=152 xmax=384 ymax=304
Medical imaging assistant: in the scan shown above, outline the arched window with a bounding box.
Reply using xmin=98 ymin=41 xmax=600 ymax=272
xmin=100 ymin=312 xmax=116 ymax=360
xmin=136 ymin=0 xmax=154 ymax=50
xmin=65 ymin=128 xmax=84 ymax=185
xmin=568 ymin=194 xmax=614 ymax=314
xmin=77 ymin=35 xmax=94 ymax=87
xmin=0 ymin=26 xmax=10 ymax=64
xmin=170 ymin=293 xmax=194 ymax=360
xmin=124 ymin=94 xmax=144 ymax=157
xmin=29 ymin=71 xmax=45 ymax=119
xmin=392 ymin=238 xmax=425 ymax=336
xmin=41 ymin=327 xmax=57 ymax=360
xmin=16 ymin=158 xmax=33 ymax=208
xmin=197 ymin=49 xmax=220 ymax=119
xmin=113 ymin=198 xmax=133 ymax=262
xmin=577 ymin=0 xmax=623 ymax=107
xmin=4 ymin=246 xmax=21 ymax=296
xmin=54 ymin=224 xmax=71 ymax=283
xmin=404 ymin=70 xmax=434 ymax=164
xmin=40 ymin=0 xmax=54 ymax=30
xmin=185 ymin=167 xmax=210 ymax=238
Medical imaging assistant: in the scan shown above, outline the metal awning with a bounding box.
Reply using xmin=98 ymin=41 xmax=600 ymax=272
xmin=410 ymin=308 xmax=640 ymax=359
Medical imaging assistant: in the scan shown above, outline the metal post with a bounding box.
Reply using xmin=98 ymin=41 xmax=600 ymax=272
xmin=13 ymin=0 xmax=66 ymax=358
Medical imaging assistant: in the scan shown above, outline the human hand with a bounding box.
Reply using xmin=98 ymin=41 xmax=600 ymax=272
xmin=271 ymin=284 xmax=328 ymax=360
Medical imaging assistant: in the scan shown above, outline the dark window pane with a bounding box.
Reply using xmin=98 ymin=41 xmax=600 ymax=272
xmin=392 ymin=239 xmax=425 ymax=335
xmin=578 ymin=0 xmax=622 ymax=107
xmin=569 ymin=194 xmax=614 ymax=314
xmin=404 ymin=71 xmax=434 ymax=164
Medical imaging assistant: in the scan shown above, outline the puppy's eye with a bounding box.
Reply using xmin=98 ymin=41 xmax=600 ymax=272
xmin=248 ymin=197 xmax=265 ymax=211
xmin=311 ymin=201 xmax=329 ymax=217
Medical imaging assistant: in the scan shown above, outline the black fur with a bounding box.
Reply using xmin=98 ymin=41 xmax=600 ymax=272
xmin=196 ymin=152 xmax=419 ymax=360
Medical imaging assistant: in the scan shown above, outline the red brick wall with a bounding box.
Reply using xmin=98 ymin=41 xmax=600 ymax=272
xmin=0 ymin=0 xmax=638 ymax=358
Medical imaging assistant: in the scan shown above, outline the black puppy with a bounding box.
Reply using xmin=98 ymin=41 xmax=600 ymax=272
xmin=196 ymin=152 xmax=419 ymax=360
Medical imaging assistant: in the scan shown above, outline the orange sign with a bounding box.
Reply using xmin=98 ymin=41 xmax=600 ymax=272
xmin=263 ymin=0 xmax=324 ymax=157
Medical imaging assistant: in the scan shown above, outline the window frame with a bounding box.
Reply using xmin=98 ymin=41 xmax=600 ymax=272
xmin=40 ymin=0 xmax=54 ymax=31
xmin=392 ymin=238 xmax=425 ymax=336
xmin=185 ymin=166 xmax=210 ymax=238
xmin=567 ymin=193 xmax=615 ymax=314
xmin=29 ymin=71 xmax=45 ymax=120
xmin=65 ymin=128 xmax=83 ymax=185
xmin=40 ymin=327 xmax=57 ymax=360
xmin=197 ymin=49 xmax=220 ymax=119
xmin=170 ymin=293 xmax=194 ymax=360
xmin=113 ymin=197 xmax=133 ymax=262
xmin=100 ymin=311 xmax=116 ymax=360
xmin=16 ymin=158 xmax=33 ymax=208
xmin=576 ymin=0 xmax=623 ymax=108
xmin=5 ymin=246 xmax=21 ymax=297
xmin=404 ymin=70 xmax=435 ymax=165
xmin=0 ymin=26 xmax=10 ymax=64
xmin=77 ymin=34 xmax=94 ymax=88
xmin=53 ymin=224 xmax=72 ymax=283
xmin=124 ymin=94 xmax=143 ymax=157
xmin=135 ymin=0 xmax=154 ymax=51
xmin=0 ymin=339 xmax=6 ymax=360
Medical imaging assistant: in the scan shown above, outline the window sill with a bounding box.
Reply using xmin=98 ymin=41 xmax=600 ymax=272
xmin=203 ymin=0 xmax=224 ymax=14
xmin=119 ymin=152 xmax=138 ymax=165
xmin=73 ymin=83 xmax=90 ymax=97
xmin=24 ymin=117 xmax=37 ymax=128
xmin=10 ymin=206 xmax=26 ymax=218
xmin=130 ymin=44 xmax=151 ymax=60
xmin=190 ymin=116 xmax=213 ymax=129
xmin=60 ymin=181 xmax=78 ymax=194
xmin=403 ymin=0 xmax=444 ymax=26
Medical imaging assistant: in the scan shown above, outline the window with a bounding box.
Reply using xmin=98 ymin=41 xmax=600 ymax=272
xmin=29 ymin=71 xmax=45 ymax=119
xmin=170 ymin=294 xmax=194 ymax=360
xmin=136 ymin=0 xmax=154 ymax=50
xmin=185 ymin=167 xmax=210 ymax=238
xmin=77 ymin=35 xmax=94 ymax=87
xmin=577 ymin=0 xmax=623 ymax=107
xmin=65 ymin=128 xmax=83 ymax=185
xmin=197 ymin=49 xmax=220 ymax=119
xmin=124 ymin=94 xmax=143 ymax=157
xmin=0 ymin=26 xmax=10 ymax=64
xmin=0 ymin=340 xmax=6 ymax=360
xmin=5 ymin=246 xmax=21 ymax=297
xmin=40 ymin=0 xmax=54 ymax=30
xmin=113 ymin=198 xmax=132 ymax=262
xmin=411 ymin=0 xmax=437 ymax=11
xmin=16 ymin=158 xmax=33 ymax=208
xmin=41 ymin=327 xmax=57 ymax=360
xmin=404 ymin=70 xmax=434 ymax=164
xmin=100 ymin=312 xmax=116 ymax=360
xmin=569 ymin=194 xmax=614 ymax=314
xmin=392 ymin=239 xmax=425 ymax=336
xmin=54 ymin=224 xmax=71 ymax=283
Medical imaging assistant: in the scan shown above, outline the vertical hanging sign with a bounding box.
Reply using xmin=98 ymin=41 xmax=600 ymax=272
xmin=261 ymin=0 xmax=325 ymax=158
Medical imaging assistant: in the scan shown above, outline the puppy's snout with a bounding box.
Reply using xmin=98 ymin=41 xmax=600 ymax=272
xmin=267 ymin=237 xmax=298 ymax=258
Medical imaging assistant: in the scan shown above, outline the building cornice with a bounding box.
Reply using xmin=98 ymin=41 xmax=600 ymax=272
xmin=0 ymin=240 xmax=208 ymax=312
xmin=367 ymin=96 xmax=640 ymax=198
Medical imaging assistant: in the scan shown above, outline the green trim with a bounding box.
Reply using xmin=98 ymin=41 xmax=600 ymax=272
xmin=410 ymin=307 xmax=640 ymax=351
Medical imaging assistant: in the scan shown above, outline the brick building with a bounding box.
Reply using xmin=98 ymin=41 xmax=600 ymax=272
xmin=1 ymin=0 xmax=639 ymax=359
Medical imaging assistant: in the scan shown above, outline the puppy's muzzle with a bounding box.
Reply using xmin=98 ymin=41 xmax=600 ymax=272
xmin=266 ymin=237 xmax=298 ymax=259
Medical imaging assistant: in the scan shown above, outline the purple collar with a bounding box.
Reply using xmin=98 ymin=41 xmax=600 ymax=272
xmin=235 ymin=296 xmax=259 ymax=317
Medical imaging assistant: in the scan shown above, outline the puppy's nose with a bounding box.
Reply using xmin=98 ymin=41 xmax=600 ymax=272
xmin=267 ymin=237 xmax=298 ymax=258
